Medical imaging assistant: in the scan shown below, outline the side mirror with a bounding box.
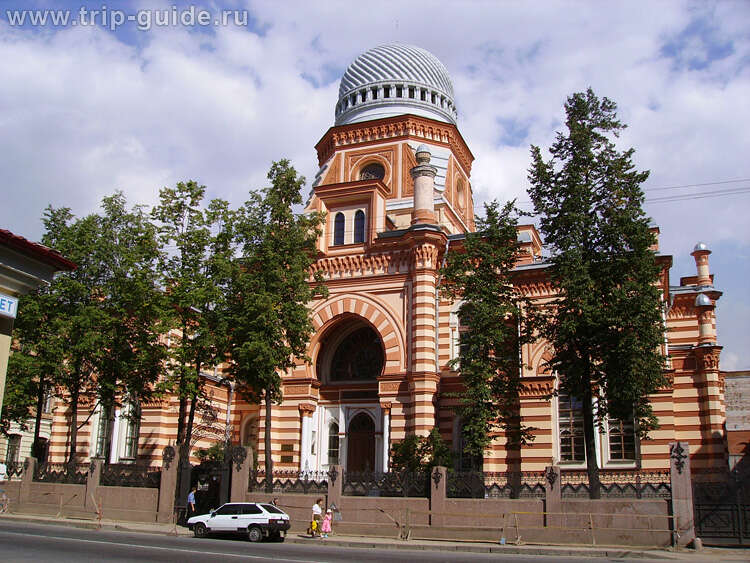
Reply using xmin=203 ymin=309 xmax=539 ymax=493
xmin=210 ymin=509 xmax=216 ymax=517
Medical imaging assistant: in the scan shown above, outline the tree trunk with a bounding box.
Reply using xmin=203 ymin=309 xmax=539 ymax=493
xmin=264 ymin=389 xmax=273 ymax=493
xmin=67 ymin=385 xmax=80 ymax=466
xmin=582 ymin=382 xmax=601 ymax=499
xmin=32 ymin=376 xmax=46 ymax=461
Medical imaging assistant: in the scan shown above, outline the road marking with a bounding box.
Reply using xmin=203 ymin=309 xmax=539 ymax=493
xmin=0 ymin=529 xmax=328 ymax=562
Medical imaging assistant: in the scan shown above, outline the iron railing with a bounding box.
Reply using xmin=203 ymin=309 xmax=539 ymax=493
xmin=560 ymin=469 xmax=671 ymax=499
xmin=248 ymin=469 xmax=328 ymax=494
xmin=343 ymin=470 xmax=429 ymax=497
xmin=447 ymin=470 xmax=547 ymax=499
xmin=100 ymin=463 xmax=161 ymax=488
xmin=34 ymin=462 xmax=88 ymax=484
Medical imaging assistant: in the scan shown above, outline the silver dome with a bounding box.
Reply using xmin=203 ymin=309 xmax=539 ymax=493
xmin=693 ymin=241 xmax=710 ymax=252
xmin=335 ymin=44 xmax=457 ymax=126
xmin=695 ymin=294 xmax=712 ymax=307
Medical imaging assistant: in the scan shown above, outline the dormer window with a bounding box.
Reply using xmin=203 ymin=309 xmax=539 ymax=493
xmin=360 ymin=163 xmax=385 ymax=181
xmin=334 ymin=212 xmax=345 ymax=246
xmin=354 ymin=210 xmax=365 ymax=243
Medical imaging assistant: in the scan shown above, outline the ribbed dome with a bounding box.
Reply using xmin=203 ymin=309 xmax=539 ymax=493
xmin=335 ymin=44 xmax=457 ymax=126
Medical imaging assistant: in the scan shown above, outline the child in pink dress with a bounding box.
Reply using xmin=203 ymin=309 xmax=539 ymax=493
xmin=321 ymin=509 xmax=333 ymax=538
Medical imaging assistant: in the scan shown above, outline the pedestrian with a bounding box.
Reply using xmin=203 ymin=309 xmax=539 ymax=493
xmin=271 ymin=497 xmax=279 ymax=507
xmin=321 ymin=508 xmax=333 ymax=538
xmin=187 ymin=486 xmax=197 ymax=519
xmin=310 ymin=497 xmax=323 ymax=537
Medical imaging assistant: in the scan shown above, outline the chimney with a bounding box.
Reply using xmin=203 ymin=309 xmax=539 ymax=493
xmin=410 ymin=144 xmax=437 ymax=225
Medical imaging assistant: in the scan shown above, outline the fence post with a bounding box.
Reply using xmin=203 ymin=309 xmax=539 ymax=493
xmin=230 ymin=446 xmax=251 ymax=502
xmin=157 ymin=445 xmax=178 ymax=523
xmin=85 ymin=458 xmax=102 ymax=513
xmin=327 ymin=464 xmax=342 ymax=514
xmin=669 ymin=441 xmax=696 ymax=547
xmin=19 ymin=456 xmax=37 ymax=510
xmin=429 ymin=466 xmax=447 ymax=527
xmin=544 ymin=465 xmax=561 ymax=530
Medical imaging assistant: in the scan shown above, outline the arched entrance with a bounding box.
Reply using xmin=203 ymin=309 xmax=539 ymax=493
xmin=347 ymin=413 xmax=376 ymax=472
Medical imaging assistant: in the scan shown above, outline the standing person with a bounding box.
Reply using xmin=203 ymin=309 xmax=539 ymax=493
xmin=271 ymin=497 xmax=279 ymax=507
xmin=321 ymin=508 xmax=333 ymax=538
xmin=310 ymin=497 xmax=323 ymax=537
xmin=187 ymin=486 xmax=197 ymax=519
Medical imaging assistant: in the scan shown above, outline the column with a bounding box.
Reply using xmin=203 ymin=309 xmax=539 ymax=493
xmin=381 ymin=403 xmax=391 ymax=472
xmin=669 ymin=441 xmax=696 ymax=547
xmin=409 ymin=231 xmax=443 ymax=437
xmin=299 ymin=404 xmax=315 ymax=472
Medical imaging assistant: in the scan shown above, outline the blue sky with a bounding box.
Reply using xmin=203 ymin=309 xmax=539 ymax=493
xmin=1 ymin=0 xmax=748 ymax=369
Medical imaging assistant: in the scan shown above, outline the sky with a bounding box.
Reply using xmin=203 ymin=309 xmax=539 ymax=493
xmin=1 ymin=1 xmax=748 ymax=369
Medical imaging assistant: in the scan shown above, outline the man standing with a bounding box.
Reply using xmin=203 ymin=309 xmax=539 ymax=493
xmin=187 ymin=486 xmax=197 ymax=519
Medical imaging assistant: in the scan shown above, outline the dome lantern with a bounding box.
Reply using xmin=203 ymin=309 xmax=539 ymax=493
xmin=335 ymin=43 xmax=457 ymax=126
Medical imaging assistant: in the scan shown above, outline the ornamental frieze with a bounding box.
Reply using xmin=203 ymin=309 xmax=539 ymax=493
xmin=309 ymin=250 xmax=412 ymax=279
xmin=412 ymin=243 xmax=439 ymax=269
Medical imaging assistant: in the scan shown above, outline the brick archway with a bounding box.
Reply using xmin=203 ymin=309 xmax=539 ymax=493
xmin=309 ymin=294 xmax=406 ymax=377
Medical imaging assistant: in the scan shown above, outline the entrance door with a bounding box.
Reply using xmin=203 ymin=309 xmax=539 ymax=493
xmin=347 ymin=413 xmax=376 ymax=472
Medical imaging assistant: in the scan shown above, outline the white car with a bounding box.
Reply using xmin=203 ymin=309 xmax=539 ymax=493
xmin=187 ymin=502 xmax=290 ymax=542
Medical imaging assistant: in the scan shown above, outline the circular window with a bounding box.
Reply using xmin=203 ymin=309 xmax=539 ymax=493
xmin=360 ymin=163 xmax=385 ymax=181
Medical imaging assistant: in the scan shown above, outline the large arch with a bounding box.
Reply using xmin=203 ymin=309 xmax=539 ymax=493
xmin=307 ymin=293 xmax=406 ymax=378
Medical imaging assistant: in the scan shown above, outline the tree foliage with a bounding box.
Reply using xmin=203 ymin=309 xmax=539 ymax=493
xmin=225 ymin=160 xmax=327 ymax=485
xmin=390 ymin=428 xmax=452 ymax=473
xmin=527 ymin=89 xmax=667 ymax=496
xmin=440 ymin=201 xmax=537 ymax=467
xmin=151 ymin=180 xmax=234 ymax=484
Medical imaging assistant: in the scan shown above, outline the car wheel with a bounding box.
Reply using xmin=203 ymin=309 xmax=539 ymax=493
xmin=248 ymin=526 xmax=263 ymax=543
xmin=193 ymin=523 xmax=208 ymax=538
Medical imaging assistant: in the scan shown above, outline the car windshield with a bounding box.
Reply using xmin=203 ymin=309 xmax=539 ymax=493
xmin=261 ymin=504 xmax=284 ymax=514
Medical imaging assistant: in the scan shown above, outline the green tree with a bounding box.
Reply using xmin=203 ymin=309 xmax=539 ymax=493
xmin=95 ymin=192 xmax=169 ymax=460
xmin=1 ymin=288 xmax=68 ymax=460
xmin=38 ymin=207 xmax=108 ymax=464
xmin=527 ymin=89 xmax=667 ymax=498
xmin=390 ymin=428 xmax=453 ymax=473
xmin=440 ymin=201 xmax=537 ymax=469
xmin=151 ymin=181 xmax=234 ymax=494
xmin=226 ymin=160 xmax=326 ymax=489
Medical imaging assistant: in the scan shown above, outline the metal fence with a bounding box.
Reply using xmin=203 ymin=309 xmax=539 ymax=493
xmin=100 ymin=463 xmax=161 ymax=488
xmin=248 ymin=469 xmax=328 ymax=494
xmin=560 ymin=469 xmax=671 ymax=499
xmin=4 ymin=461 xmax=23 ymax=480
xmin=692 ymin=466 xmax=750 ymax=545
xmin=343 ymin=470 xmax=429 ymax=497
xmin=447 ymin=470 xmax=547 ymax=499
xmin=33 ymin=462 xmax=88 ymax=484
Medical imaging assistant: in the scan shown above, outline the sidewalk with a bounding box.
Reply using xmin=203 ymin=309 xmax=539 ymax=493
xmin=1 ymin=511 xmax=747 ymax=561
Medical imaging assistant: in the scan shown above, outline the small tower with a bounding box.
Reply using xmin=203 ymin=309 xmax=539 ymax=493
xmin=410 ymin=144 xmax=437 ymax=225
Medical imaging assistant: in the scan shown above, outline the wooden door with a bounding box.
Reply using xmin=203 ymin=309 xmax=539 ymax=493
xmin=346 ymin=413 xmax=376 ymax=472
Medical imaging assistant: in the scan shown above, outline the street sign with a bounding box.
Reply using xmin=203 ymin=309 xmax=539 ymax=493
xmin=0 ymin=293 xmax=18 ymax=319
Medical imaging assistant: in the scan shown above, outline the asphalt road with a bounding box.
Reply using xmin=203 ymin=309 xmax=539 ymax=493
xmin=0 ymin=519 xmax=664 ymax=562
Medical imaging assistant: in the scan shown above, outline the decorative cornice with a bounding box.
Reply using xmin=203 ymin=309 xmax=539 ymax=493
xmin=315 ymin=115 xmax=474 ymax=176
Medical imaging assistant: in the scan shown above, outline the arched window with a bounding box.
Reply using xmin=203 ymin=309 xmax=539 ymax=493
xmin=354 ymin=210 xmax=365 ymax=243
xmin=359 ymin=162 xmax=385 ymax=181
xmin=333 ymin=212 xmax=345 ymax=246
xmin=330 ymin=326 xmax=383 ymax=382
xmin=328 ymin=422 xmax=339 ymax=465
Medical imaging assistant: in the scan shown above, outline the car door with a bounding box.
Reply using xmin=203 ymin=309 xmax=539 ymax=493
xmin=208 ymin=504 xmax=240 ymax=531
